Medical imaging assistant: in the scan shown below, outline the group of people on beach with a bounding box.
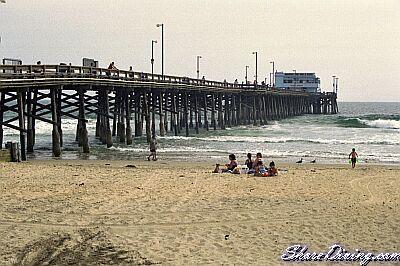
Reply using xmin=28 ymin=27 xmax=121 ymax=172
xmin=213 ymin=152 xmax=278 ymax=176
xmin=147 ymin=137 xmax=359 ymax=170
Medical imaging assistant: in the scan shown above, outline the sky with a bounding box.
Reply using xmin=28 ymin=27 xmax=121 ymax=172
xmin=0 ymin=0 xmax=399 ymax=102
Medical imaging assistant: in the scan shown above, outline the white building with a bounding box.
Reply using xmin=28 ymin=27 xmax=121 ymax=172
xmin=275 ymin=72 xmax=320 ymax=93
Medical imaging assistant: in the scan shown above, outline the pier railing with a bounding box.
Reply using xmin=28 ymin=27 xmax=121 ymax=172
xmin=0 ymin=64 xmax=308 ymax=96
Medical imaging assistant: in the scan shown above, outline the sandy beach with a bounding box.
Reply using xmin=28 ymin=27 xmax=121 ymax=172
xmin=0 ymin=160 xmax=399 ymax=265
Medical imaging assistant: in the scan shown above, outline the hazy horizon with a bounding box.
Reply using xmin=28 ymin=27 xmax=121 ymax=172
xmin=0 ymin=0 xmax=399 ymax=102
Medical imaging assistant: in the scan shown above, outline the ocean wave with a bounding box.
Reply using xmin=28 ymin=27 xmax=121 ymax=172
xmin=109 ymin=146 xmax=225 ymax=153
xmin=359 ymin=119 xmax=400 ymax=129
xmin=160 ymin=135 xmax=400 ymax=146
xmin=335 ymin=115 xmax=400 ymax=129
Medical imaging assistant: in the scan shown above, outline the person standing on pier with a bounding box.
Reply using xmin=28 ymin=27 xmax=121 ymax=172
xmin=108 ymin=62 xmax=117 ymax=70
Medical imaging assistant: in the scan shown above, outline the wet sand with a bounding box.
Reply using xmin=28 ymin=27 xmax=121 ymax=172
xmin=0 ymin=160 xmax=399 ymax=265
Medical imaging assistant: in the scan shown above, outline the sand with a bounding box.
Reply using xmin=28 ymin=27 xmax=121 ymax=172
xmin=0 ymin=160 xmax=399 ymax=265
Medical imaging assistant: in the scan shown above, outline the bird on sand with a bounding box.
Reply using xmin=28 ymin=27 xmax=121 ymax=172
xmin=296 ymin=158 xmax=303 ymax=163
xmin=310 ymin=159 xmax=316 ymax=163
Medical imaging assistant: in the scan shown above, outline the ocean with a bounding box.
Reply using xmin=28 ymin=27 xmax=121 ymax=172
xmin=2 ymin=102 xmax=399 ymax=164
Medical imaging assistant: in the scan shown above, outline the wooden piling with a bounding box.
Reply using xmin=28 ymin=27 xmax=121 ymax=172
xmin=0 ymin=92 xmax=4 ymax=149
xmin=117 ymin=90 xmax=126 ymax=143
xmin=203 ymin=93 xmax=209 ymax=131
xmin=159 ymin=91 xmax=166 ymax=137
xmin=252 ymin=97 xmax=258 ymax=126
xmin=218 ymin=94 xmax=225 ymax=129
xmin=57 ymin=88 xmax=63 ymax=147
xmin=171 ymin=92 xmax=177 ymax=136
xmin=134 ymin=91 xmax=142 ymax=137
xmin=26 ymin=89 xmax=34 ymax=153
xmin=104 ymin=90 xmax=113 ymax=148
xmin=211 ymin=94 xmax=216 ymax=130
xmin=78 ymin=89 xmax=90 ymax=153
xmin=50 ymin=88 xmax=61 ymax=157
xmin=194 ymin=93 xmax=199 ymax=134
xmin=151 ymin=93 xmax=156 ymax=140
xmin=184 ymin=92 xmax=189 ymax=137
xmin=112 ymin=91 xmax=118 ymax=137
xmin=125 ymin=90 xmax=133 ymax=145
xmin=144 ymin=92 xmax=151 ymax=143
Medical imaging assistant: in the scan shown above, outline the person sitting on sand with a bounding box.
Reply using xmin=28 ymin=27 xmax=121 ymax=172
xmin=213 ymin=154 xmax=238 ymax=173
xmin=253 ymin=152 xmax=263 ymax=169
xmin=349 ymin=148 xmax=358 ymax=168
xmin=254 ymin=160 xmax=266 ymax=176
xmin=147 ymin=139 xmax=157 ymax=161
xmin=268 ymin=161 xmax=278 ymax=176
xmin=245 ymin=153 xmax=253 ymax=170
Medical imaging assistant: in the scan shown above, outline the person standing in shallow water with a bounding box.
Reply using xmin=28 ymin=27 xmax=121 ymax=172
xmin=349 ymin=148 xmax=358 ymax=168
xmin=148 ymin=139 xmax=157 ymax=161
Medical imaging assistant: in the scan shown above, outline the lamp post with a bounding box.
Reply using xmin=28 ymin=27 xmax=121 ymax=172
xmin=335 ymin=77 xmax=339 ymax=94
xmin=252 ymin=52 xmax=258 ymax=84
xmin=270 ymin=61 xmax=275 ymax=86
xmin=269 ymin=73 xmax=272 ymax=86
xmin=293 ymin=69 xmax=297 ymax=89
xmin=0 ymin=0 xmax=6 ymax=58
xmin=156 ymin=23 xmax=164 ymax=79
xmin=151 ymin=40 xmax=157 ymax=80
xmin=245 ymin=65 xmax=249 ymax=84
xmin=196 ymin=55 xmax=202 ymax=79
xmin=332 ymin=75 xmax=336 ymax=93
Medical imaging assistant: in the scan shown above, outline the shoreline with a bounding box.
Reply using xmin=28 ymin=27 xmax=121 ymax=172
xmin=18 ymin=156 xmax=400 ymax=167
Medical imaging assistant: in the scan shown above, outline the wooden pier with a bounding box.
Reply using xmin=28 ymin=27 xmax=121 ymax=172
xmin=0 ymin=64 xmax=338 ymax=160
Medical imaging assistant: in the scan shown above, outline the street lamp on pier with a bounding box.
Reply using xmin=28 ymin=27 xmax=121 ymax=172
xmin=245 ymin=65 xmax=249 ymax=84
xmin=335 ymin=77 xmax=339 ymax=94
xmin=293 ymin=69 xmax=297 ymax=89
xmin=156 ymin=23 xmax=164 ymax=79
xmin=332 ymin=75 xmax=336 ymax=93
xmin=252 ymin=52 xmax=258 ymax=84
xmin=196 ymin=55 xmax=202 ymax=79
xmin=0 ymin=0 xmax=6 ymax=51
xmin=151 ymin=40 xmax=157 ymax=80
xmin=270 ymin=61 xmax=275 ymax=87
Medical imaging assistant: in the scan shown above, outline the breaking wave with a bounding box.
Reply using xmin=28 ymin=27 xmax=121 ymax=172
xmin=335 ymin=115 xmax=400 ymax=129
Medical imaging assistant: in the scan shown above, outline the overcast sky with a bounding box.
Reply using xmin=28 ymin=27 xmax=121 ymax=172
xmin=0 ymin=0 xmax=399 ymax=101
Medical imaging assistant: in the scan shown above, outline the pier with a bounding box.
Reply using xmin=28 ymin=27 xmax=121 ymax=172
xmin=0 ymin=64 xmax=338 ymax=160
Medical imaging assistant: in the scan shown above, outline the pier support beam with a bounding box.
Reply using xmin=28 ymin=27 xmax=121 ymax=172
xmin=159 ymin=91 xmax=166 ymax=137
xmin=144 ymin=92 xmax=151 ymax=143
xmin=16 ymin=91 xmax=26 ymax=160
xmin=0 ymin=92 xmax=4 ymax=149
xmin=57 ymin=89 xmax=63 ymax=147
xmin=194 ymin=93 xmax=199 ymax=134
xmin=125 ymin=90 xmax=133 ymax=145
xmin=26 ymin=89 xmax=34 ymax=153
xmin=78 ymin=89 xmax=90 ymax=153
xmin=135 ymin=91 xmax=142 ymax=137
xmin=211 ymin=94 xmax=216 ymax=130
xmin=203 ymin=93 xmax=209 ymax=131
xmin=50 ymin=88 xmax=61 ymax=157
xmin=172 ymin=92 xmax=178 ymax=136
xmin=151 ymin=93 xmax=156 ymax=139
xmin=184 ymin=92 xmax=189 ymax=137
